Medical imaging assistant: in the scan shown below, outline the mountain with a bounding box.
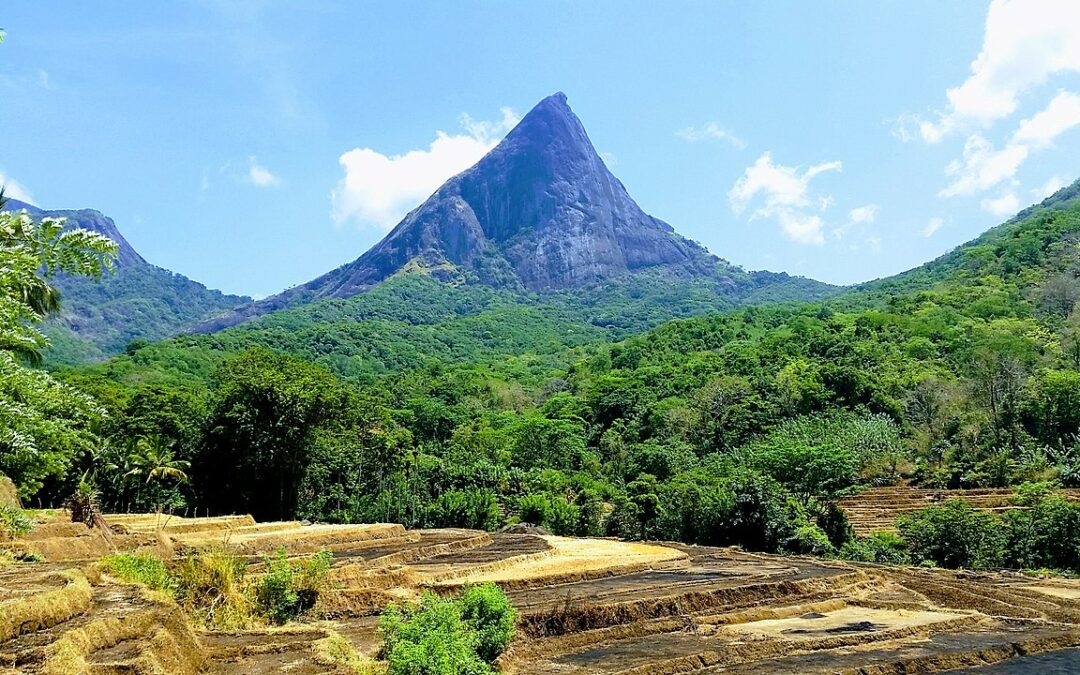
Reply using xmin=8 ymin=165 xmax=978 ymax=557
xmin=1 ymin=199 xmax=250 ymax=364
xmin=198 ymin=92 xmax=835 ymax=332
xmin=834 ymin=178 xmax=1080 ymax=310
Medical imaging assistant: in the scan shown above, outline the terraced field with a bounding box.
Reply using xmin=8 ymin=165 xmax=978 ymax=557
xmin=837 ymin=486 xmax=1080 ymax=536
xmin=3 ymin=511 xmax=1080 ymax=673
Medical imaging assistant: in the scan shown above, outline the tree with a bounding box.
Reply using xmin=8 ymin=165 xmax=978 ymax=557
xmin=897 ymin=500 xmax=1006 ymax=570
xmin=125 ymin=435 xmax=190 ymax=512
xmin=0 ymin=195 xmax=117 ymax=496
xmin=196 ymin=348 xmax=349 ymax=520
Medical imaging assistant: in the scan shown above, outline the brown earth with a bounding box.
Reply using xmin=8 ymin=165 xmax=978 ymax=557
xmin=837 ymin=486 xmax=1080 ymax=536
xmin=2 ymin=510 xmax=1080 ymax=673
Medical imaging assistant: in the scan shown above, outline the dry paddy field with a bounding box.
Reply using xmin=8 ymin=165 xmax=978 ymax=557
xmin=3 ymin=511 xmax=1080 ymax=673
xmin=837 ymin=487 xmax=1080 ymax=536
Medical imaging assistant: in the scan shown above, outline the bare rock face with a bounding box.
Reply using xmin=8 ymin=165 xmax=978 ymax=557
xmin=198 ymin=92 xmax=719 ymax=331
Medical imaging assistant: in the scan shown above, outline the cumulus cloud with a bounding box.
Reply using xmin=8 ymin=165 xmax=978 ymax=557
xmin=981 ymin=192 xmax=1021 ymax=216
xmin=848 ymin=205 xmax=877 ymax=224
xmin=676 ymin=122 xmax=746 ymax=148
xmin=901 ymin=1 xmax=1080 ymax=203
xmin=332 ymin=107 xmax=519 ymax=230
xmin=1012 ymin=90 xmax=1080 ymax=147
xmin=728 ymin=153 xmax=842 ymax=245
xmin=903 ymin=0 xmax=1080 ymax=143
xmin=939 ymin=134 xmax=1029 ymax=197
xmin=923 ymin=217 xmax=945 ymax=238
xmin=0 ymin=170 xmax=33 ymax=204
xmin=246 ymin=157 xmax=281 ymax=188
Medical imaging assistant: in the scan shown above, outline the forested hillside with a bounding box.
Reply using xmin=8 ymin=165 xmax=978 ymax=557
xmin=0 ymin=200 xmax=249 ymax=364
xmin=10 ymin=179 xmax=1069 ymax=571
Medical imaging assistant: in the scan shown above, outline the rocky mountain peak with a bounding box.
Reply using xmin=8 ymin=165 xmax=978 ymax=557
xmin=196 ymin=92 xmax=720 ymax=331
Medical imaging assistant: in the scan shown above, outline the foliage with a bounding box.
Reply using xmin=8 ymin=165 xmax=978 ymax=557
xmin=457 ymin=584 xmax=518 ymax=664
xmin=253 ymin=548 xmax=333 ymax=624
xmin=379 ymin=584 xmax=515 ymax=674
xmin=100 ymin=552 xmax=174 ymax=591
xmin=897 ymin=500 xmax=1006 ymax=570
xmin=839 ymin=532 xmax=909 ymax=565
xmin=0 ymin=504 xmax=33 ymax=538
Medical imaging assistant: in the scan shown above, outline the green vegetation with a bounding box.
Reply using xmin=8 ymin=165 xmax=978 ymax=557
xmin=0 ymin=504 xmax=34 ymax=538
xmin=254 ymin=549 xmax=333 ymax=624
xmin=6 ymin=180 xmax=1080 ymax=574
xmin=100 ymin=551 xmax=174 ymax=591
xmin=379 ymin=584 xmax=516 ymax=674
xmin=101 ymin=547 xmax=334 ymax=628
xmin=839 ymin=485 xmax=1080 ymax=573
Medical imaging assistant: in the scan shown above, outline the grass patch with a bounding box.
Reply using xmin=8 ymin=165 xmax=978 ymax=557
xmin=313 ymin=630 xmax=385 ymax=674
xmin=99 ymin=547 xmax=336 ymax=629
xmin=100 ymin=552 xmax=175 ymax=591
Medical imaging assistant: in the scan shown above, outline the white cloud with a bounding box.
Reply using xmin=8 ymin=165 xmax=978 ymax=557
xmin=832 ymin=204 xmax=878 ymax=240
xmin=905 ymin=0 xmax=1080 ymax=143
xmin=0 ymin=170 xmax=33 ymax=204
xmin=848 ymin=204 xmax=877 ymax=224
xmin=1033 ymin=174 xmax=1069 ymax=199
xmin=728 ymin=152 xmax=842 ymax=245
xmin=1012 ymin=90 xmax=1080 ymax=147
xmin=676 ymin=122 xmax=746 ymax=148
xmin=981 ymin=192 xmax=1021 ymax=216
xmin=939 ymin=134 xmax=1028 ymax=197
xmin=332 ymin=107 xmax=519 ymax=230
xmin=246 ymin=157 xmax=281 ymax=188
xmin=923 ymin=216 xmax=945 ymax=237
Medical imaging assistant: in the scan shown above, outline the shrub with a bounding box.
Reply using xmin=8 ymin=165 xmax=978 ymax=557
xmin=0 ymin=505 xmax=33 ymax=539
xmin=1003 ymin=491 xmax=1080 ymax=572
xmin=173 ymin=548 xmax=252 ymax=629
xmin=516 ymin=494 xmax=549 ymax=526
xmin=458 ymin=584 xmax=517 ymax=663
xmin=254 ymin=548 xmax=333 ymax=624
xmin=897 ymin=500 xmax=1006 ymax=570
xmin=379 ymin=584 xmax=515 ymax=674
xmin=839 ymin=532 xmax=909 ymax=565
xmin=100 ymin=552 xmax=173 ymax=591
xmin=380 ymin=592 xmax=491 ymax=675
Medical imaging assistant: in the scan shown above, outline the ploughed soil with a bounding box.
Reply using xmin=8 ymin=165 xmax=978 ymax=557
xmin=3 ymin=511 xmax=1080 ymax=673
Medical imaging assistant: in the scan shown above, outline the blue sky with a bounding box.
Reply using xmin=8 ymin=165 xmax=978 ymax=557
xmin=2 ymin=1 xmax=1080 ymax=297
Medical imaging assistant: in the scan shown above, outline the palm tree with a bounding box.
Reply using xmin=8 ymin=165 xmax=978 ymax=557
xmin=126 ymin=436 xmax=190 ymax=512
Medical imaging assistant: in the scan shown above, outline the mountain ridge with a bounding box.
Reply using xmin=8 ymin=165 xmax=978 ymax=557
xmin=1 ymin=198 xmax=250 ymax=363
xmin=196 ymin=92 xmax=834 ymax=332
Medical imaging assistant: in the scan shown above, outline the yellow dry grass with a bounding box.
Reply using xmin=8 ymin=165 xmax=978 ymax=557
xmin=0 ymin=474 xmax=19 ymax=509
xmin=0 ymin=569 xmax=92 ymax=642
xmin=439 ymin=536 xmax=686 ymax=585
xmin=718 ymin=604 xmax=968 ymax=640
xmin=312 ymin=629 xmax=386 ymax=674
xmin=41 ymin=592 xmax=204 ymax=675
xmin=1022 ymin=584 xmax=1080 ymax=600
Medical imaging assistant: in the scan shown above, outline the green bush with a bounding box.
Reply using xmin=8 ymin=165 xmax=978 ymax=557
xmin=1003 ymin=490 xmax=1080 ymax=572
xmin=0 ymin=505 xmax=33 ymax=538
xmin=840 ymin=532 xmax=909 ymax=564
xmin=100 ymin=552 xmax=174 ymax=591
xmin=458 ymin=584 xmax=517 ymax=663
xmin=254 ymin=548 xmax=333 ymax=624
xmin=379 ymin=584 xmax=515 ymax=674
xmin=897 ymin=500 xmax=1006 ymax=570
